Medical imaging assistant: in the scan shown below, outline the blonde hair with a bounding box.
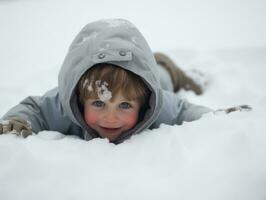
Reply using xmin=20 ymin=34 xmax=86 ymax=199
xmin=78 ymin=63 xmax=150 ymax=106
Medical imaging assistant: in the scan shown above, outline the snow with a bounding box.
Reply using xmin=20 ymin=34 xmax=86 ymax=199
xmin=101 ymin=18 xmax=135 ymax=28
xmin=83 ymin=78 xmax=94 ymax=92
xmin=95 ymin=80 xmax=112 ymax=102
xmin=82 ymin=78 xmax=89 ymax=89
xmin=1 ymin=110 xmax=266 ymax=199
xmin=1 ymin=0 xmax=266 ymax=199
xmin=79 ymin=32 xmax=98 ymax=44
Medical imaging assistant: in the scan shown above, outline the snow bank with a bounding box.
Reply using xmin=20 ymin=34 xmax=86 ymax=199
xmin=1 ymin=108 xmax=266 ymax=200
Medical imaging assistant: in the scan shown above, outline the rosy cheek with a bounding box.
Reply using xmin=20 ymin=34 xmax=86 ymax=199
xmin=123 ymin=112 xmax=139 ymax=128
xmin=84 ymin=109 xmax=98 ymax=126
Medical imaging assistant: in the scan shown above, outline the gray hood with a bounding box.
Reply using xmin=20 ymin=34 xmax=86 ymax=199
xmin=58 ymin=19 xmax=163 ymax=143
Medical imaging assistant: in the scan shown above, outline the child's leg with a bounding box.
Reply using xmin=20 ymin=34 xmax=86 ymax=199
xmin=154 ymin=52 xmax=203 ymax=95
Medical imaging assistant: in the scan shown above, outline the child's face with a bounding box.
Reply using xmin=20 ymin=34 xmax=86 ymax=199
xmin=84 ymin=92 xmax=141 ymax=142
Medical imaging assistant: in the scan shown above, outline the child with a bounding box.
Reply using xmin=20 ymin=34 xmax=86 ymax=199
xmin=0 ymin=19 xmax=218 ymax=144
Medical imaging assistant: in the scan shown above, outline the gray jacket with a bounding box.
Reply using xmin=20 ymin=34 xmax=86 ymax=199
xmin=2 ymin=19 xmax=211 ymax=143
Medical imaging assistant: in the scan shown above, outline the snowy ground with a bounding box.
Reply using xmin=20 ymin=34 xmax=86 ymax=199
xmin=1 ymin=0 xmax=266 ymax=200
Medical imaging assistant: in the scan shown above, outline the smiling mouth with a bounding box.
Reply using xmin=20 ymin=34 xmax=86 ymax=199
xmin=99 ymin=126 xmax=121 ymax=131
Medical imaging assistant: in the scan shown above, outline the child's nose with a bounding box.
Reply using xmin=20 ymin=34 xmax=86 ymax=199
xmin=104 ymin=110 xmax=118 ymax=123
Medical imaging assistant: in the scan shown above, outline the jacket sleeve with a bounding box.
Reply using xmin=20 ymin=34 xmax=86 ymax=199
xmin=1 ymin=87 xmax=79 ymax=135
xmin=152 ymin=90 xmax=213 ymax=128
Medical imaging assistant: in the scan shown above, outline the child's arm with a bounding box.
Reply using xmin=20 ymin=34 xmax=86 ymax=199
xmin=0 ymin=88 xmax=81 ymax=137
xmin=152 ymin=90 xmax=212 ymax=128
xmin=174 ymin=99 xmax=212 ymax=124
xmin=153 ymin=91 xmax=252 ymax=128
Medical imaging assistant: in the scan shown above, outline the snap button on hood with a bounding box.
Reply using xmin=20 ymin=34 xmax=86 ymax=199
xmin=119 ymin=50 xmax=127 ymax=56
xmin=98 ymin=53 xmax=106 ymax=59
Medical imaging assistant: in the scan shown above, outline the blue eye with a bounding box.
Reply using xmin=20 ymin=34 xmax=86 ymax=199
xmin=92 ymin=100 xmax=105 ymax=107
xmin=119 ymin=102 xmax=132 ymax=109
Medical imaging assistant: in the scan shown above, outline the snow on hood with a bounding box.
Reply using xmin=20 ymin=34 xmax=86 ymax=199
xmin=58 ymin=19 xmax=163 ymax=143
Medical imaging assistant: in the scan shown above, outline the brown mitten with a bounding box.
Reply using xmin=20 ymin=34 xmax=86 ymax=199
xmin=0 ymin=117 xmax=32 ymax=137
xmin=214 ymin=105 xmax=252 ymax=115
